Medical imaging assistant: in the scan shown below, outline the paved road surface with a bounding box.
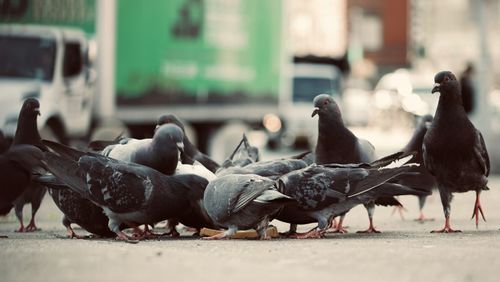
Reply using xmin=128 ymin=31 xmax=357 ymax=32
xmin=1 ymin=173 xmax=499 ymax=282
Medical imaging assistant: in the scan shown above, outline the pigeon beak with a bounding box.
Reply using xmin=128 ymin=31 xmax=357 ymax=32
xmin=34 ymin=108 xmax=41 ymax=116
xmin=311 ymin=107 xmax=320 ymax=117
xmin=431 ymin=83 xmax=440 ymax=94
xmin=176 ymin=141 xmax=184 ymax=153
xmin=154 ymin=125 xmax=160 ymax=131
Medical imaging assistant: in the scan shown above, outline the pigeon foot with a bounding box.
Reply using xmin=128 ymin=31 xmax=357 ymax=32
xmin=431 ymin=226 xmax=461 ymax=233
xmin=391 ymin=205 xmax=407 ymax=220
xmin=202 ymin=231 xmax=230 ymax=240
xmin=471 ymin=191 xmax=486 ymax=229
xmin=25 ymin=219 xmax=40 ymax=232
xmin=66 ymin=227 xmax=88 ymax=239
xmin=357 ymin=219 xmax=381 ymax=233
xmin=115 ymin=231 xmax=140 ymax=243
xmin=414 ymin=212 xmax=435 ymax=223
xmin=431 ymin=217 xmax=461 ymax=233
xmin=288 ymin=229 xmax=324 ymax=239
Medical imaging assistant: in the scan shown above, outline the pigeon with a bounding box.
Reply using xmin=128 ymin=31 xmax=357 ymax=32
xmin=217 ymin=134 xmax=260 ymax=171
xmin=396 ymin=115 xmax=437 ymax=221
xmin=96 ymin=124 xmax=187 ymax=237
xmin=41 ymin=140 xmax=215 ymax=242
xmin=312 ymin=93 xmax=397 ymax=234
xmin=276 ymin=154 xmax=430 ymax=238
xmin=0 ymin=145 xmax=45 ymax=218
xmin=101 ymin=123 xmax=184 ymax=175
xmin=216 ymin=158 xmax=308 ymax=180
xmin=33 ymin=174 xmax=117 ymax=238
xmin=11 ymin=98 xmax=47 ymax=232
xmin=0 ymin=129 xmax=9 ymax=153
xmin=157 ymin=114 xmax=221 ymax=173
xmin=423 ymin=71 xmax=489 ymax=233
xmin=203 ymin=174 xmax=295 ymax=240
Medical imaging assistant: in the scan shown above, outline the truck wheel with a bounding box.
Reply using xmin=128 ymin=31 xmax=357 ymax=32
xmin=40 ymin=119 xmax=68 ymax=144
xmin=207 ymin=122 xmax=252 ymax=164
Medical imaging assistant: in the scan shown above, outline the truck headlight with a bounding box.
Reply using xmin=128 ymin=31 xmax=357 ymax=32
xmin=263 ymin=113 xmax=282 ymax=133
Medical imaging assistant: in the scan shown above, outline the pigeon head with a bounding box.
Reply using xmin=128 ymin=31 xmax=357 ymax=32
xmin=432 ymin=71 xmax=459 ymax=95
xmin=156 ymin=114 xmax=185 ymax=132
xmin=20 ymin=98 xmax=41 ymax=117
xmin=154 ymin=124 xmax=185 ymax=153
xmin=311 ymin=94 xmax=342 ymax=120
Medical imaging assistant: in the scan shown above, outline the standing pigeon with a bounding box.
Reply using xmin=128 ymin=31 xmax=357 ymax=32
xmin=11 ymin=98 xmax=47 ymax=232
xmin=157 ymin=114 xmax=220 ymax=172
xmin=277 ymin=154 xmax=429 ymax=239
xmin=276 ymin=155 xmax=429 ymax=238
xmin=97 ymin=124 xmax=186 ymax=237
xmin=101 ymin=124 xmax=184 ymax=175
xmin=423 ymin=71 xmax=489 ymax=233
xmin=0 ymin=145 xmax=45 ymax=216
xmin=203 ymin=174 xmax=295 ymax=240
xmin=41 ymin=141 xmax=215 ymax=242
xmin=312 ymin=93 xmax=395 ymax=234
xmin=396 ymin=115 xmax=437 ymax=221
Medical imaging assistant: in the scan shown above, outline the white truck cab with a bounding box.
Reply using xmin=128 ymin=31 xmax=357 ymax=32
xmin=0 ymin=25 xmax=95 ymax=143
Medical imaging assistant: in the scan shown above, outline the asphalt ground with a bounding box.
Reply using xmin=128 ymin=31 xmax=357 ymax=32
xmin=1 ymin=175 xmax=500 ymax=282
xmin=1 ymin=127 xmax=499 ymax=282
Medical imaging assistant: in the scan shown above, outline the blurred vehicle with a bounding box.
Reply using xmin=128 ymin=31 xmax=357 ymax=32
xmin=267 ymin=63 xmax=342 ymax=149
xmin=373 ymin=69 xmax=437 ymax=128
xmin=342 ymin=78 xmax=373 ymax=126
xmin=0 ymin=25 xmax=95 ymax=143
xmin=1 ymin=0 xmax=348 ymax=157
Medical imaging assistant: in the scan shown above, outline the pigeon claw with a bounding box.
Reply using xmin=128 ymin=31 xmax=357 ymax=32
xmin=471 ymin=191 xmax=486 ymax=229
xmin=391 ymin=205 xmax=407 ymax=220
xmin=15 ymin=225 xmax=25 ymax=233
xmin=25 ymin=219 xmax=40 ymax=232
xmin=357 ymin=219 xmax=381 ymax=233
xmin=66 ymin=227 xmax=88 ymax=239
xmin=431 ymin=227 xmax=461 ymax=233
xmin=287 ymin=229 xmax=324 ymax=239
xmin=202 ymin=231 xmax=230 ymax=240
xmin=115 ymin=231 xmax=140 ymax=244
xmin=414 ymin=213 xmax=435 ymax=223
xmin=356 ymin=227 xmax=381 ymax=234
xmin=431 ymin=217 xmax=461 ymax=233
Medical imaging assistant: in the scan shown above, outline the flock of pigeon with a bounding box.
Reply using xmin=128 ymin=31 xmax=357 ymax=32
xmin=0 ymin=71 xmax=491 ymax=242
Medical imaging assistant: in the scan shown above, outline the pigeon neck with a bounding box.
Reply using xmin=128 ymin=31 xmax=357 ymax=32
xmin=13 ymin=114 xmax=41 ymax=145
xmin=316 ymin=116 xmax=357 ymax=160
xmin=435 ymin=88 xmax=466 ymax=119
xmin=182 ymin=136 xmax=198 ymax=157
xmin=318 ymin=115 xmax=353 ymax=139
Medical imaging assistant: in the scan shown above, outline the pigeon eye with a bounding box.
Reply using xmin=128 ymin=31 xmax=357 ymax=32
xmin=323 ymin=100 xmax=329 ymax=105
xmin=444 ymin=76 xmax=449 ymax=82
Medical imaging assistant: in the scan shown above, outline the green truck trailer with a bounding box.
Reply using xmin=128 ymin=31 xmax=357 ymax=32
xmin=1 ymin=0 xmax=347 ymax=154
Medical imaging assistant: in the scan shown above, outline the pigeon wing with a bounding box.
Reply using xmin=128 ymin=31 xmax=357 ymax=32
xmin=78 ymin=156 xmax=153 ymax=213
xmin=473 ymin=130 xmax=490 ymax=177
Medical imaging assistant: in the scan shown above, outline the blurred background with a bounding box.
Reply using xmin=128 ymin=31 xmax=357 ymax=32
xmin=1 ymin=0 xmax=499 ymax=169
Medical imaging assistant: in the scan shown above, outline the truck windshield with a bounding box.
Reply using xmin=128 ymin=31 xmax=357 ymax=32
xmin=0 ymin=35 xmax=56 ymax=81
xmin=293 ymin=77 xmax=339 ymax=102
